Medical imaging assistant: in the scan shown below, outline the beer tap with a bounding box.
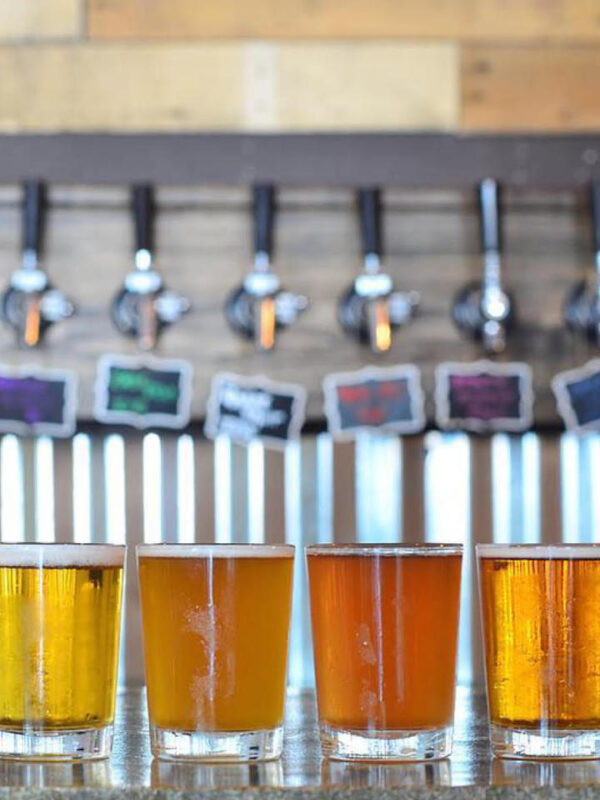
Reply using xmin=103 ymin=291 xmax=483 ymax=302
xmin=565 ymin=180 xmax=600 ymax=346
xmin=338 ymin=187 xmax=418 ymax=353
xmin=224 ymin=184 xmax=308 ymax=352
xmin=1 ymin=181 xmax=75 ymax=348
xmin=452 ymin=178 xmax=514 ymax=355
xmin=111 ymin=184 xmax=190 ymax=351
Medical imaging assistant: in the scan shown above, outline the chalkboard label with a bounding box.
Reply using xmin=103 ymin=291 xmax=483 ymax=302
xmin=204 ymin=372 xmax=306 ymax=448
xmin=323 ymin=365 xmax=425 ymax=438
xmin=552 ymin=360 xmax=600 ymax=432
xmin=0 ymin=365 xmax=77 ymax=437
xmin=94 ymin=355 xmax=192 ymax=430
xmin=435 ymin=361 xmax=533 ymax=432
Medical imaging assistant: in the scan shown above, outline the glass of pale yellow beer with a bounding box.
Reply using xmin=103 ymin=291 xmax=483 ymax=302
xmin=0 ymin=543 xmax=125 ymax=760
xmin=307 ymin=543 xmax=463 ymax=761
xmin=478 ymin=544 xmax=600 ymax=759
xmin=137 ymin=544 xmax=295 ymax=761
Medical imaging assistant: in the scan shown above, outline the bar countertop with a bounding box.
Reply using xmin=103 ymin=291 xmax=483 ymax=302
xmin=1 ymin=688 xmax=600 ymax=798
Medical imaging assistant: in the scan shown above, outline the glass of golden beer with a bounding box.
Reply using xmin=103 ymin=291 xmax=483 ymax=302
xmin=0 ymin=543 xmax=125 ymax=760
xmin=478 ymin=544 xmax=600 ymax=759
xmin=307 ymin=543 xmax=463 ymax=761
xmin=137 ymin=544 xmax=295 ymax=761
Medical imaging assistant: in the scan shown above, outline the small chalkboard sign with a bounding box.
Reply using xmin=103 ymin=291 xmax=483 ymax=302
xmin=0 ymin=365 xmax=77 ymax=437
xmin=94 ymin=354 xmax=192 ymax=430
xmin=323 ymin=365 xmax=425 ymax=438
xmin=435 ymin=361 xmax=533 ymax=432
xmin=552 ymin=360 xmax=600 ymax=432
xmin=204 ymin=372 xmax=306 ymax=448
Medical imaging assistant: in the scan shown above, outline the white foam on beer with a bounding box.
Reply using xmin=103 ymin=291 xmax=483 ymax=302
xmin=477 ymin=544 xmax=600 ymax=559
xmin=0 ymin=544 xmax=125 ymax=567
xmin=306 ymin=544 xmax=462 ymax=557
xmin=136 ymin=544 xmax=294 ymax=558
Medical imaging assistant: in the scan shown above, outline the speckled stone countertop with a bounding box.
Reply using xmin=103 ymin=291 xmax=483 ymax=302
xmin=1 ymin=688 xmax=600 ymax=798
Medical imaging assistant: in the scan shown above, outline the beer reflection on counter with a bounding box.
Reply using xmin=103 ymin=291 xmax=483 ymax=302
xmin=492 ymin=758 xmax=600 ymax=788
xmin=0 ymin=760 xmax=111 ymax=788
xmin=151 ymin=759 xmax=283 ymax=789
xmin=321 ymin=759 xmax=452 ymax=788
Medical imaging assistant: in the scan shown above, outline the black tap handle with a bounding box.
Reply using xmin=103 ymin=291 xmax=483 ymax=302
xmin=591 ymin=181 xmax=600 ymax=255
xmin=479 ymin=178 xmax=502 ymax=254
xmin=253 ymin=184 xmax=275 ymax=256
xmin=132 ymin=184 xmax=155 ymax=254
xmin=22 ymin=180 xmax=46 ymax=256
xmin=358 ymin=187 xmax=383 ymax=258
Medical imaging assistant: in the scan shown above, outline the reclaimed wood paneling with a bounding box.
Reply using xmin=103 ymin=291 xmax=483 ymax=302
xmin=463 ymin=46 xmax=600 ymax=131
xmin=0 ymin=43 xmax=457 ymax=132
xmin=0 ymin=1 xmax=82 ymax=41
xmin=0 ymin=185 xmax=594 ymax=426
xmin=88 ymin=0 xmax=600 ymax=42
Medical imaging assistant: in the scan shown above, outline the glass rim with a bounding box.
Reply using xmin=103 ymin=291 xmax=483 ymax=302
xmin=477 ymin=543 xmax=600 ymax=559
xmin=136 ymin=543 xmax=295 ymax=558
xmin=0 ymin=542 xmax=125 ymax=567
xmin=306 ymin=543 xmax=463 ymax=556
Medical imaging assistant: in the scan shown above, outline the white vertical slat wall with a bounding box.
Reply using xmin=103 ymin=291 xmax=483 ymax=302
xmin=0 ymin=431 xmax=597 ymax=688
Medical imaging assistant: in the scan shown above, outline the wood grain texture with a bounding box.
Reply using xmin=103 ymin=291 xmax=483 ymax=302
xmin=87 ymin=0 xmax=600 ymax=41
xmin=0 ymin=185 xmax=593 ymax=427
xmin=0 ymin=0 xmax=82 ymax=41
xmin=0 ymin=43 xmax=457 ymax=132
xmin=463 ymin=46 xmax=600 ymax=131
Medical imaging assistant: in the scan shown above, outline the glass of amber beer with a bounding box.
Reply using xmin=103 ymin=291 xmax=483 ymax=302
xmin=478 ymin=544 xmax=600 ymax=759
xmin=137 ymin=544 xmax=294 ymax=761
xmin=0 ymin=543 xmax=125 ymax=760
xmin=307 ymin=543 xmax=463 ymax=761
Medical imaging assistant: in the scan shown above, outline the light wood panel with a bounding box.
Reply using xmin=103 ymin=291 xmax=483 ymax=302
xmin=462 ymin=46 xmax=600 ymax=131
xmin=0 ymin=1 xmax=82 ymax=41
xmin=87 ymin=0 xmax=600 ymax=42
xmin=0 ymin=43 xmax=457 ymax=132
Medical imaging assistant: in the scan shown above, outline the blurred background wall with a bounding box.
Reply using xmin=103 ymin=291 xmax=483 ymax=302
xmin=1 ymin=1 xmax=599 ymax=133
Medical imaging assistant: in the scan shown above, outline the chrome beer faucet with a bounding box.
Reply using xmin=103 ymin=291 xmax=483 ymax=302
xmin=1 ymin=181 xmax=75 ymax=348
xmin=111 ymin=184 xmax=190 ymax=351
xmin=225 ymin=185 xmax=308 ymax=352
xmin=338 ymin=188 xmax=418 ymax=354
xmin=565 ymin=180 xmax=600 ymax=345
xmin=452 ymin=178 xmax=514 ymax=355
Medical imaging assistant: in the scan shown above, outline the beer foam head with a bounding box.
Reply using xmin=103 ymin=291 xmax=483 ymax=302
xmin=477 ymin=544 xmax=600 ymax=559
xmin=136 ymin=544 xmax=295 ymax=559
xmin=0 ymin=544 xmax=125 ymax=567
xmin=306 ymin=543 xmax=462 ymax=557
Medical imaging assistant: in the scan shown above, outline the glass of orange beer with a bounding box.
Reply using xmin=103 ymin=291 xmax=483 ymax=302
xmin=307 ymin=543 xmax=463 ymax=761
xmin=137 ymin=544 xmax=295 ymax=761
xmin=478 ymin=544 xmax=600 ymax=759
xmin=0 ymin=543 xmax=125 ymax=760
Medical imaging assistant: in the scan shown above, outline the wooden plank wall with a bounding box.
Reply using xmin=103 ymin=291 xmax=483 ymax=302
xmin=1 ymin=1 xmax=600 ymax=133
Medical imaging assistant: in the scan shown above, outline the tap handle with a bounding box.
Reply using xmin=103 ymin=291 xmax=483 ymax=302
xmin=479 ymin=178 xmax=502 ymax=255
xmin=358 ymin=187 xmax=383 ymax=258
xmin=22 ymin=180 xmax=46 ymax=257
xmin=591 ymin=180 xmax=600 ymax=257
xmin=253 ymin=184 xmax=275 ymax=257
xmin=132 ymin=183 xmax=155 ymax=255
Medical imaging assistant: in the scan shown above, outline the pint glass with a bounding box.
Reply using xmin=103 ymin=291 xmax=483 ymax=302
xmin=137 ymin=544 xmax=294 ymax=761
xmin=478 ymin=544 xmax=600 ymax=759
xmin=307 ymin=544 xmax=463 ymax=761
xmin=0 ymin=544 xmax=125 ymax=760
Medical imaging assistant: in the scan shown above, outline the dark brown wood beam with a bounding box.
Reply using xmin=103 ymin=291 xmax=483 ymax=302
xmin=0 ymin=133 xmax=599 ymax=188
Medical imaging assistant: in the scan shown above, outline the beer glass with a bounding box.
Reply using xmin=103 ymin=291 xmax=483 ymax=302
xmin=0 ymin=543 xmax=125 ymax=760
xmin=307 ymin=543 xmax=463 ymax=761
xmin=137 ymin=544 xmax=294 ymax=761
xmin=478 ymin=544 xmax=600 ymax=759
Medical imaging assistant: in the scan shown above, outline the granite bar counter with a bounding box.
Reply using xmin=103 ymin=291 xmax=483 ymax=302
xmin=1 ymin=688 xmax=600 ymax=798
